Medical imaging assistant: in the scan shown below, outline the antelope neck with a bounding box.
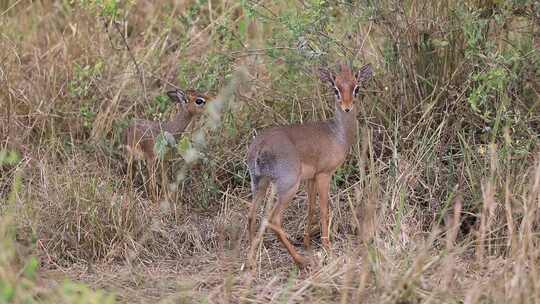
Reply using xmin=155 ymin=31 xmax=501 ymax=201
xmin=330 ymin=103 xmax=358 ymax=149
xmin=162 ymin=109 xmax=194 ymax=136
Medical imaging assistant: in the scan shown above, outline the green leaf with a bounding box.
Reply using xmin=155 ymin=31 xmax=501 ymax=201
xmin=238 ymin=17 xmax=247 ymax=41
xmin=176 ymin=136 xmax=200 ymax=163
xmin=0 ymin=150 xmax=20 ymax=166
xmin=24 ymin=256 xmax=39 ymax=280
xmin=0 ymin=281 xmax=14 ymax=302
xmin=176 ymin=136 xmax=192 ymax=154
xmin=154 ymin=95 xmax=171 ymax=114
xmin=154 ymin=133 xmax=169 ymax=160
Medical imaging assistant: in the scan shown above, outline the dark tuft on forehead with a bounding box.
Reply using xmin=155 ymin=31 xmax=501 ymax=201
xmin=185 ymin=89 xmax=199 ymax=97
xmin=335 ymin=62 xmax=355 ymax=84
xmin=185 ymin=90 xmax=209 ymax=101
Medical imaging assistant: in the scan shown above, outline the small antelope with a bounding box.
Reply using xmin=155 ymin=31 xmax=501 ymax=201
xmin=247 ymin=63 xmax=373 ymax=267
xmin=124 ymin=89 xmax=212 ymax=198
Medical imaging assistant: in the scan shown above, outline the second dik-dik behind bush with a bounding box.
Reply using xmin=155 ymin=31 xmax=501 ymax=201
xmin=247 ymin=62 xmax=373 ymax=268
xmin=124 ymin=89 xmax=212 ymax=199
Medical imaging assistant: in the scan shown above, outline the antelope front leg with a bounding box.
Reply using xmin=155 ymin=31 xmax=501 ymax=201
xmin=316 ymin=174 xmax=332 ymax=251
xmin=304 ymin=179 xmax=317 ymax=250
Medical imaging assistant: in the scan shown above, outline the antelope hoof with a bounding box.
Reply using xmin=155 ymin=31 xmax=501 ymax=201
xmin=295 ymin=255 xmax=316 ymax=270
xmin=322 ymin=238 xmax=331 ymax=252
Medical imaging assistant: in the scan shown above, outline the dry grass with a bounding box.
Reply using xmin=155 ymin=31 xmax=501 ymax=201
xmin=1 ymin=0 xmax=540 ymax=303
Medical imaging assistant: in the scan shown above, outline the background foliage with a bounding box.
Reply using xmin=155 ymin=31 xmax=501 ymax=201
xmin=1 ymin=0 xmax=539 ymax=303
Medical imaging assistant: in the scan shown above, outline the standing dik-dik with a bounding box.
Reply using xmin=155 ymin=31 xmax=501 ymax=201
xmin=124 ymin=89 xmax=212 ymax=198
xmin=247 ymin=63 xmax=373 ymax=267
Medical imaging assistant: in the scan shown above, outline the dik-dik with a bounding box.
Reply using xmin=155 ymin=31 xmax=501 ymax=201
xmin=124 ymin=89 xmax=212 ymax=199
xmin=247 ymin=63 xmax=373 ymax=267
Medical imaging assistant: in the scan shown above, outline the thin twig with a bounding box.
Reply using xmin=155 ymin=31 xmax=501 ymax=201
xmin=0 ymin=0 xmax=23 ymax=17
xmin=109 ymin=18 xmax=149 ymax=106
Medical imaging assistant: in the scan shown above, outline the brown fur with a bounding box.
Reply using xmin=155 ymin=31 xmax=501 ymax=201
xmin=247 ymin=63 xmax=373 ymax=267
xmin=124 ymin=89 xmax=213 ymax=200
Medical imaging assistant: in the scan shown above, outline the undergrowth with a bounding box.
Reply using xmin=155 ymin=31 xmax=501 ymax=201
xmin=1 ymin=0 xmax=539 ymax=303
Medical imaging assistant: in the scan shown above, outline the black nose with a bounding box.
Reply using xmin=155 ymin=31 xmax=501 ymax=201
xmin=345 ymin=108 xmax=350 ymax=112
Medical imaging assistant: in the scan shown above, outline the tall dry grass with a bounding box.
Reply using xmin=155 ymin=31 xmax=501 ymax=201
xmin=1 ymin=0 xmax=539 ymax=303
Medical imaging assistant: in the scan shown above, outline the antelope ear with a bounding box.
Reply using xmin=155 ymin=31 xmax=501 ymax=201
xmin=318 ymin=68 xmax=336 ymax=86
xmin=356 ymin=64 xmax=373 ymax=83
xmin=167 ymin=89 xmax=187 ymax=104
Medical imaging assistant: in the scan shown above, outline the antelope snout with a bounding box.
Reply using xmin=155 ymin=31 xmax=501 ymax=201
xmin=340 ymin=104 xmax=353 ymax=113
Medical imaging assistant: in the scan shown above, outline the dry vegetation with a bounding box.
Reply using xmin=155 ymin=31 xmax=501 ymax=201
xmin=1 ymin=0 xmax=540 ymax=303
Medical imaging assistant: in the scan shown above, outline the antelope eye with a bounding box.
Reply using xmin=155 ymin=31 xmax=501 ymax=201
xmin=195 ymin=97 xmax=206 ymax=105
xmin=353 ymin=85 xmax=360 ymax=97
xmin=333 ymin=87 xmax=340 ymax=99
